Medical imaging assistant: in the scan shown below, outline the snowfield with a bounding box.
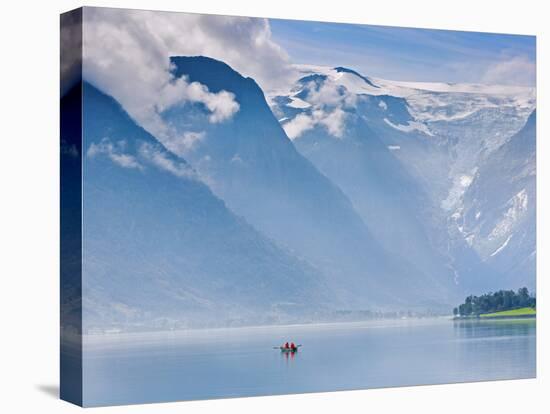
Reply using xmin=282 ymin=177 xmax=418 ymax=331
xmin=269 ymin=62 xmax=536 ymax=293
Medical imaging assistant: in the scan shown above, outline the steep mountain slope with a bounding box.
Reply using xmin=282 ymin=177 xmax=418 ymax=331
xmin=460 ymin=111 xmax=536 ymax=290
xmin=81 ymin=81 xmax=330 ymax=331
xmin=270 ymin=69 xmax=461 ymax=295
xmin=270 ymin=64 xmax=535 ymax=294
xmin=163 ymin=56 xmax=450 ymax=310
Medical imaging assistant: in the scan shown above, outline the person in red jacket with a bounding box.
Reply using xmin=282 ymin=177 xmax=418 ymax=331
xmin=284 ymin=342 xmax=290 ymax=349
xmin=290 ymin=342 xmax=296 ymax=350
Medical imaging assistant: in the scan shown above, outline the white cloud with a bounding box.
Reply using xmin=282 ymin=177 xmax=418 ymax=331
xmin=283 ymin=108 xmax=347 ymax=140
xmin=304 ymin=80 xmax=357 ymax=109
xmin=154 ymin=79 xmax=239 ymax=124
xmin=319 ymin=107 xmax=346 ymax=138
xmin=86 ymin=137 xmax=201 ymax=180
xmin=87 ymin=138 xmax=142 ymax=169
xmin=82 ymin=8 xmax=296 ymax=148
xmin=139 ymin=142 xmax=194 ymax=179
xmin=181 ymin=132 xmax=206 ymax=151
xmin=306 ymin=81 xmax=343 ymax=107
xmin=231 ymin=154 xmax=244 ymax=164
xmin=282 ymin=77 xmax=352 ymax=140
xmin=83 ymin=8 xmax=244 ymax=148
xmin=481 ymin=55 xmax=536 ymax=87
xmin=163 ymin=130 xmax=206 ymax=156
xmin=283 ymin=113 xmax=315 ymax=140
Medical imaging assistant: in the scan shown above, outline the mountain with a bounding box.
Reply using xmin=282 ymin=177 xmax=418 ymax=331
xmin=460 ymin=111 xmax=536 ymax=290
xmin=269 ymin=64 xmax=535 ymax=294
xmin=81 ymin=81 xmax=331 ymax=331
xmin=270 ymin=67 xmax=461 ymax=295
xmin=78 ymin=56 xmax=534 ymax=329
xmin=163 ymin=56 xmax=452 ymax=310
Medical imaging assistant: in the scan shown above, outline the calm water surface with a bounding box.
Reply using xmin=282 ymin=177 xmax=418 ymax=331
xmin=82 ymin=318 xmax=536 ymax=406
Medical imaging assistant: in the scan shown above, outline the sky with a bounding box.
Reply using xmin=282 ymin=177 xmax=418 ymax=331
xmin=269 ymin=18 xmax=536 ymax=86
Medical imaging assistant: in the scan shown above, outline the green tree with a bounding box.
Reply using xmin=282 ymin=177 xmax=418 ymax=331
xmin=455 ymin=288 xmax=535 ymax=316
xmin=518 ymin=287 xmax=530 ymax=307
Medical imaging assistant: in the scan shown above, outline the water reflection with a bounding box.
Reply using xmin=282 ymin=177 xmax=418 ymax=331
xmin=84 ymin=319 xmax=536 ymax=406
xmin=453 ymin=318 xmax=536 ymax=339
xmin=282 ymin=350 xmax=297 ymax=362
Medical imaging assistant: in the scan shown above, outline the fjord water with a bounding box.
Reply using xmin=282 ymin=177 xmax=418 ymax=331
xmin=82 ymin=318 xmax=535 ymax=406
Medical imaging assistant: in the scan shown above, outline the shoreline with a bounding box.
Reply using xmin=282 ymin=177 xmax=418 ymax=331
xmin=82 ymin=316 xmax=455 ymax=342
xmin=453 ymin=314 xmax=536 ymax=321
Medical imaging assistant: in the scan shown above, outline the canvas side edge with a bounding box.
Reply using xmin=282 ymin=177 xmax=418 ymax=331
xmin=60 ymin=7 xmax=84 ymax=407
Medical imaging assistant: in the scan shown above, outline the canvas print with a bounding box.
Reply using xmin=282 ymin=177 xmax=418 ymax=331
xmin=60 ymin=7 xmax=536 ymax=407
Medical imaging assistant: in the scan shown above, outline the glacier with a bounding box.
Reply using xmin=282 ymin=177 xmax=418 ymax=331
xmin=270 ymin=63 xmax=535 ymax=295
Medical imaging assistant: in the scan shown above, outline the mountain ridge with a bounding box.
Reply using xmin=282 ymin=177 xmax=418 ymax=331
xmin=269 ymin=62 xmax=535 ymax=296
xmin=164 ymin=56 xmax=452 ymax=309
xmin=81 ymin=80 xmax=333 ymax=330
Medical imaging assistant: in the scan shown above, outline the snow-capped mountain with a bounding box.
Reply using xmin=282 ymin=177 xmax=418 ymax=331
xmin=460 ymin=111 xmax=536 ymax=290
xmin=75 ymin=56 xmax=535 ymax=331
xmin=270 ymin=64 xmax=535 ymax=294
xmin=162 ymin=56 xmax=452 ymax=310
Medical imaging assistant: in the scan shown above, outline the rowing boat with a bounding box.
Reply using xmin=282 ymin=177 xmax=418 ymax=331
xmin=278 ymin=345 xmax=300 ymax=353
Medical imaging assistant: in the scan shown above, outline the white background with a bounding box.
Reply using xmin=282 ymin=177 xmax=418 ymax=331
xmin=0 ymin=0 xmax=548 ymax=412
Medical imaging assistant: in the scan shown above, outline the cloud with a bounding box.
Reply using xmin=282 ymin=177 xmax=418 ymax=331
xmin=87 ymin=138 xmax=142 ymax=169
xmin=181 ymin=132 xmax=206 ymax=151
xmin=481 ymin=55 xmax=536 ymax=87
xmin=283 ymin=108 xmax=347 ymax=140
xmin=60 ymin=9 xmax=82 ymax=96
xmin=165 ymin=131 xmax=206 ymax=155
xmin=304 ymin=81 xmax=357 ymax=108
xmin=283 ymin=113 xmax=315 ymax=140
xmin=61 ymin=140 xmax=79 ymax=158
xmin=305 ymin=82 xmax=343 ymax=107
xmin=86 ymin=137 xmax=199 ymax=180
xmin=283 ymin=79 xmax=350 ymax=140
xmin=82 ymin=8 xmax=246 ymax=147
xmin=154 ymin=78 xmax=239 ymax=124
xmin=319 ymin=107 xmax=346 ymax=138
xmin=138 ymin=142 xmax=194 ymax=179
xmin=81 ymin=8 xmax=296 ymax=148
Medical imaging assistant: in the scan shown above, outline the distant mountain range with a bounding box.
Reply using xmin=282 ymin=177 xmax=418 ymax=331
xmin=76 ymin=57 xmax=536 ymax=331
xmin=270 ymin=64 xmax=535 ymax=294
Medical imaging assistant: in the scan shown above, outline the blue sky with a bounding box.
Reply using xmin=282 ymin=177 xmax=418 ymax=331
xmin=270 ymin=19 xmax=536 ymax=86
